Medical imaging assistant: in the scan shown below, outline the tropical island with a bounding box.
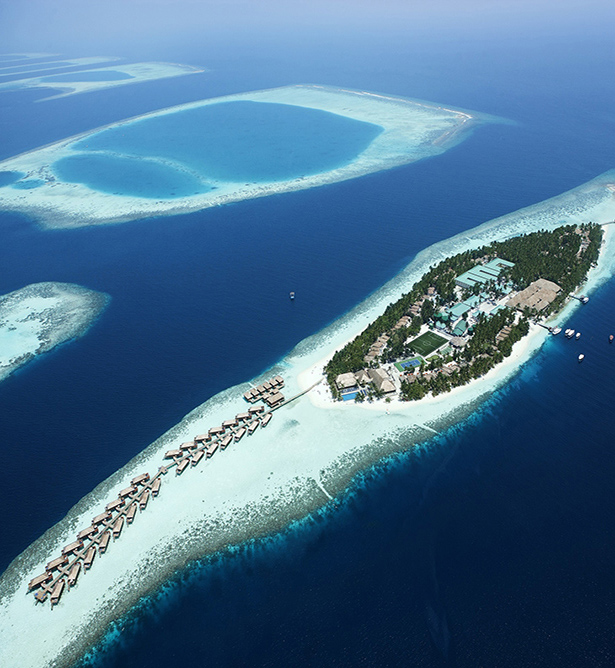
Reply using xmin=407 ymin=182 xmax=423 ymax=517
xmin=325 ymin=224 xmax=603 ymax=403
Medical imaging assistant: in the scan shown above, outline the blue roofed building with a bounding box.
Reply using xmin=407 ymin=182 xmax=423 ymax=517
xmin=455 ymin=257 xmax=515 ymax=290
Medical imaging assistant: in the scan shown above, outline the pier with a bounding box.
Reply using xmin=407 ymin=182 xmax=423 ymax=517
xmin=28 ymin=376 xmax=318 ymax=608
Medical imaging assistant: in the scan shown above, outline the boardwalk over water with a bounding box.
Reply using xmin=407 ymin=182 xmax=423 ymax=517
xmin=29 ymin=375 xmax=322 ymax=608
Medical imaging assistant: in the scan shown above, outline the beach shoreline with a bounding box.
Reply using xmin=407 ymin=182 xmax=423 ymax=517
xmin=1 ymin=177 xmax=615 ymax=668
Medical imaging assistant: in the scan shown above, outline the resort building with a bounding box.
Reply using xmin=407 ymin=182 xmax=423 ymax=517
xmin=455 ymin=258 xmax=515 ymax=290
xmin=367 ymin=368 xmax=396 ymax=394
xmin=335 ymin=372 xmax=358 ymax=393
xmin=506 ymin=278 xmax=561 ymax=311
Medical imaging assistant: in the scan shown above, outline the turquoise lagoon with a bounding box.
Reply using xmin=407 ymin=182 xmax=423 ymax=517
xmin=0 ymin=85 xmax=485 ymax=227
xmin=40 ymin=70 xmax=134 ymax=83
xmin=0 ymin=171 xmax=23 ymax=187
xmin=64 ymin=101 xmax=383 ymax=186
xmin=54 ymin=154 xmax=212 ymax=199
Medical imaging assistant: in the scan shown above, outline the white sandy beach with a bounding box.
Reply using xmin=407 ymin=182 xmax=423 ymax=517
xmin=0 ymin=282 xmax=109 ymax=382
xmin=1 ymin=174 xmax=614 ymax=668
xmin=0 ymin=84 xmax=501 ymax=228
xmin=0 ymin=61 xmax=204 ymax=101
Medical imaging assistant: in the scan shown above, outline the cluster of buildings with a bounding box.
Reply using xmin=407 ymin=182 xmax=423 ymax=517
xmin=28 ymin=377 xmax=283 ymax=608
xmin=335 ymin=367 xmax=396 ymax=400
xmin=243 ymin=375 xmax=285 ymax=408
xmin=334 ymin=257 xmax=521 ymax=401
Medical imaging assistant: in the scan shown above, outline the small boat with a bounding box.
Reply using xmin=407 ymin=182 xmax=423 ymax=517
xmin=578 ymin=354 xmax=585 ymax=362
xmin=551 ymin=327 xmax=561 ymax=335
xmin=576 ymin=332 xmax=581 ymax=340
xmin=610 ymin=334 xmax=613 ymax=344
xmin=565 ymin=329 xmax=575 ymax=339
xmin=581 ymin=296 xmax=589 ymax=304
xmin=289 ymin=291 xmax=295 ymax=300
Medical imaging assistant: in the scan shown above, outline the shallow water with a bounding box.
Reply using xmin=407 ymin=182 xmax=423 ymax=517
xmin=69 ymin=100 xmax=384 ymax=184
xmin=41 ymin=71 xmax=133 ymax=83
xmin=54 ymin=153 xmax=212 ymax=198
xmin=1 ymin=20 xmax=615 ymax=668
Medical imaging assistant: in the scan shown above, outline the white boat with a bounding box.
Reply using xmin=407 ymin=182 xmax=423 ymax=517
xmin=551 ymin=327 xmax=561 ymax=335
xmin=565 ymin=329 xmax=575 ymax=339
xmin=581 ymin=296 xmax=589 ymax=304
xmin=578 ymin=354 xmax=585 ymax=362
xmin=575 ymin=332 xmax=581 ymax=340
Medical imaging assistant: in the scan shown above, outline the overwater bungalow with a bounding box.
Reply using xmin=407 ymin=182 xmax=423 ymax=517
xmin=191 ymin=450 xmax=204 ymax=466
xmin=83 ymin=546 xmax=96 ymax=571
xmin=243 ymin=389 xmax=256 ymax=402
xmin=126 ymin=502 xmax=138 ymax=524
xmin=263 ymin=381 xmax=273 ymax=391
xmin=34 ymin=587 xmax=50 ymax=603
xmin=236 ymin=412 xmax=251 ymax=422
xmin=77 ymin=525 xmax=98 ymax=541
xmin=67 ymin=562 xmax=81 ymax=588
xmin=28 ymin=571 xmax=52 ymax=591
xmin=247 ymin=420 xmax=259 ymax=434
xmin=209 ymin=426 xmax=225 ymax=436
xmin=249 ymin=405 xmax=265 ymax=414
xmin=222 ymin=419 xmax=238 ymax=428
xmin=265 ymin=392 xmax=284 ymax=408
xmin=261 ymin=412 xmax=272 ymax=427
xmin=139 ymin=488 xmax=150 ymax=509
xmin=151 ymin=477 xmax=162 ymax=497
xmin=273 ymin=375 xmax=284 ymax=387
xmin=220 ymin=434 xmax=233 ymax=450
xmin=92 ymin=511 xmax=111 ymax=526
xmin=176 ymin=458 xmax=190 ymax=475
xmin=106 ymin=498 xmax=124 ymax=512
xmin=50 ymin=579 xmax=65 ymax=607
xmin=98 ymin=530 xmax=111 ymax=554
xmin=164 ymin=449 xmax=182 ymax=460
xmin=206 ymin=442 xmax=219 ymax=458
xmin=131 ymin=472 xmax=150 ymax=486
xmin=119 ymin=486 xmax=136 ymax=499
xmin=62 ymin=540 xmax=83 ymax=556
xmin=195 ymin=433 xmax=211 ymax=443
xmin=234 ymin=427 xmax=246 ymax=442
xmin=180 ymin=441 xmax=196 ymax=451
xmin=112 ymin=516 xmax=124 ymax=539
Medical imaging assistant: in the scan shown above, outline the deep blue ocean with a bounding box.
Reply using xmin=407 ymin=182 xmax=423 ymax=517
xmin=1 ymin=24 xmax=614 ymax=667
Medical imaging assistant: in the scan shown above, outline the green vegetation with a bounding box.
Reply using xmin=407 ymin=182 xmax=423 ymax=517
xmin=325 ymin=223 xmax=602 ymax=400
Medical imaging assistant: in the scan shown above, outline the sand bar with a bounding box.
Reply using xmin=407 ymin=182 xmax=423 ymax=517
xmin=0 ymin=57 xmax=120 ymax=78
xmin=0 ymin=282 xmax=109 ymax=382
xmin=0 ymin=84 xmax=502 ymax=228
xmin=0 ymin=60 xmax=204 ymax=101
xmin=0 ymin=173 xmax=614 ymax=668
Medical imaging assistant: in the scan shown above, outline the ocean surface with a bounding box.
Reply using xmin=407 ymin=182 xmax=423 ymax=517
xmin=0 ymin=23 xmax=614 ymax=667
